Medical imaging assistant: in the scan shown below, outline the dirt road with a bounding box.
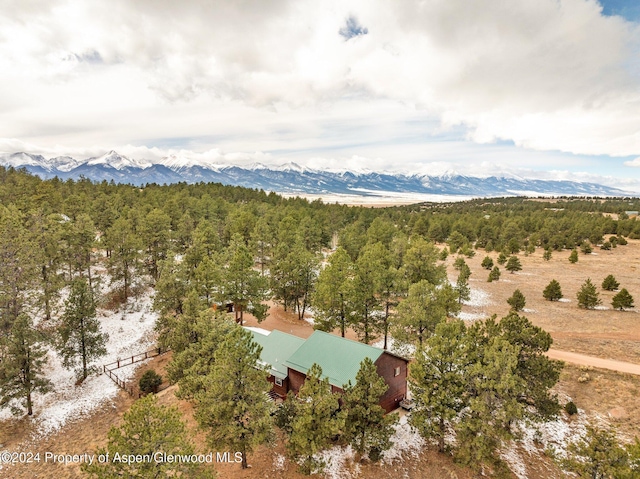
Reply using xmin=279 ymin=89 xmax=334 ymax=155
xmin=547 ymin=349 xmax=640 ymax=376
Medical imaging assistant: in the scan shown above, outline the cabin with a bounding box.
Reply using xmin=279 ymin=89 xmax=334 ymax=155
xmin=247 ymin=328 xmax=408 ymax=413
xmin=248 ymin=328 xmax=305 ymax=398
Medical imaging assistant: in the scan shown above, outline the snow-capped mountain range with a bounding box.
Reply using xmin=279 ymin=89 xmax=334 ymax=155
xmin=0 ymin=151 xmax=631 ymax=198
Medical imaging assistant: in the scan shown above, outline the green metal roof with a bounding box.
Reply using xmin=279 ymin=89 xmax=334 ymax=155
xmin=284 ymin=330 xmax=384 ymax=388
xmin=249 ymin=329 xmax=305 ymax=380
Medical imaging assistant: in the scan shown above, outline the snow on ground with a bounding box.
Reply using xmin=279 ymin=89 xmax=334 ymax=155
xmin=303 ymin=306 xmax=316 ymax=326
xmin=558 ymin=298 xmax=571 ymax=303
xmin=382 ymin=414 xmax=425 ymax=463
xmin=522 ymin=308 xmax=537 ymax=314
xmin=316 ymin=445 xmax=360 ymax=479
xmin=457 ymin=311 xmax=488 ymax=322
xmin=463 ymin=286 xmax=492 ymax=307
xmin=0 ymin=288 xmax=158 ymax=440
xmin=594 ymin=305 xmax=609 ymax=310
xmin=500 ymin=443 xmax=528 ymax=479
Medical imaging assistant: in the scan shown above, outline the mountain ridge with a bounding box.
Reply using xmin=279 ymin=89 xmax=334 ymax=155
xmin=0 ymin=151 xmax=631 ymax=198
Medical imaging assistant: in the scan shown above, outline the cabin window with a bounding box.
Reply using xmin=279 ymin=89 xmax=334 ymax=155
xmin=394 ymin=366 xmax=401 ymax=377
xmin=275 ymin=377 xmax=283 ymax=387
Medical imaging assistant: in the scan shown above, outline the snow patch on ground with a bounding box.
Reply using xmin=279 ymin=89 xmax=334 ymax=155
xmin=463 ymin=286 xmax=492 ymax=307
xmin=303 ymin=307 xmax=316 ymax=325
xmin=500 ymin=443 xmax=528 ymax=479
xmin=522 ymin=308 xmax=537 ymax=314
xmin=558 ymin=298 xmax=571 ymax=303
xmin=316 ymin=445 xmax=360 ymax=479
xmin=382 ymin=414 xmax=425 ymax=463
xmin=457 ymin=311 xmax=487 ymax=321
xmin=594 ymin=305 xmax=609 ymax=310
xmin=0 ymin=289 xmax=157 ymax=439
xmin=273 ymin=453 xmax=286 ymax=470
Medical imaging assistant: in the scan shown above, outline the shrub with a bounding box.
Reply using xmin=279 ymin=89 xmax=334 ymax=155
xmin=602 ymin=275 xmax=619 ymax=291
xmin=564 ymin=401 xmax=578 ymax=416
xmin=139 ymin=370 xmax=163 ymax=394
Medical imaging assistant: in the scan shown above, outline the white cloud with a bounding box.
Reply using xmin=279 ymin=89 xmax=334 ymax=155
xmin=0 ymin=0 xmax=639 ymax=167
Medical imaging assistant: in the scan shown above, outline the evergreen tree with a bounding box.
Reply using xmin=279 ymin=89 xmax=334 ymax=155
xmin=57 ymin=278 xmax=108 ymax=380
xmin=612 ymin=288 xmax=634 ymax=311
xmin=497 ymin=313 xmax=562 ymax=420
xmin=342 ymin=358 xmax=396 ymax=460
xmin=543 ymin=279 xmax=563 ymax=301
xmin=394 ymin=280 xmax=446 ymax=349
xmin=481 ymin=256 xmax=494 ymax=270
xmin=105 ymin=216 xmax=142 ymax=301
xmin=562 ymin=426 xmax=631 ymax=479
xmin=167 ymin=313 xmax=235 ymax=400
xmin=312 ymin=247 xmax=354 ymax=337
xmin=287 ymin=364 xmax=342 ymax=474
xmin=402 ymin=237 xmax=446 ymax=285
xmin=602 ymin=274 xmax=620 ymax=291
xmin=487 ymin=266 xmax=501 ymax=282
xmin=270 ymin=241 xmax=318 ymax=319
xmin=220 ymin=235 xmax=269 ymax=324
xmin=507 ymin=289 xmax=526 ymax=312
xmin=505 ymin=255 xmax=522 ymax=273
xmin=455 ymin=335 xmax=525 ymax=472
xmin=543 ymin=248 xmax=552 ymax=261
xmin=83 ymin=395 xmax=214 ymax=479
xmin=194 ymin=326 xmax=273 ymax=469
xmin=139 ymin=208 xmax=171 ymax=280
xmin=580 ymin=241 xmax=593 ymax=254
xmin=455 ymin=265 xmax=471 ymax=304
xmin=410 ymin=320 xmax=469 ymax=453
xmin=569 ymin=249 xmax=579 ymax=263
xmin=0 ymin=315 xmax=51 ymax=415
xmin=453 ymin=256 xmax=467 ymax=271
xmin=577 ymin=278 xmax=601 ymax=309
xmin=497 ymin=252 xmax=507 ymax=265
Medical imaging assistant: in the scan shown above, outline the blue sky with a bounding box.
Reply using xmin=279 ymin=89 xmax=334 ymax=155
xmin=0 ymin=0 xmax=639 ymax=189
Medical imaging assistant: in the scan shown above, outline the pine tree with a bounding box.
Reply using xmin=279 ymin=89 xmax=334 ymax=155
xmin=543 ymin=248 xmax=552 ymax=261
xmin=505 ymin=255 xmax=522 ymax=273
xmin=220 ymin=235 xmax=269 ymax=324
xmin=394 ymin=280 xmax=446 ymax=349
xmin=312 ymin=247 xmax=354 ymax=337
xmin=569 ymin=249 xmax=579 ymax=264
xmin=562 ymin=426 xmax=631 ymax=479
xmin=342 ymin=358 xmax=396 ymax=460
xmin=410 ymin=320 xmax=469 ymax=453
xmin=580 ymin=241 xmax=593 ymax=254
xmin=57 ymin=278 xmax=108 ymax=380
xmin=612 ymin=288 xmax=634 ymax=311
xmin=455 ymin=266 xmax=471 ymax=304
xmin=0 ymin=315 xmax=51 ymax=416
xmin=287 ymin=364 xmax=342 ymax=474
xmin=83 ymin=395 xmax=214 ymax=479
xmin=104 ymin=216 xmax=142 ymax=301
xmin=543 ymin=279 xmax=563 ymax=301
xmin=507 ymin=289 xmax=526 ymax=312
xmin=577 ymin=278 xmax=601 ymax=309
xmin=481 ymin=256 xmax=494 ymax=270
xmin=602 ymin=274 xmax=620 ymax=291
xmin=497 ymin=252 xmax=507 ymax=265
xmin=194 ymin=326 xmax=273 ymax=469
xmin=402 ymin=237 xmax=446 ymax=285
xmin=487 ymin=266 xmax=501 ymax=282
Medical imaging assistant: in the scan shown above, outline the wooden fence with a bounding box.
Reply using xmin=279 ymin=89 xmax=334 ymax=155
xmin=103 ymin=346 xmax=170 ymax=397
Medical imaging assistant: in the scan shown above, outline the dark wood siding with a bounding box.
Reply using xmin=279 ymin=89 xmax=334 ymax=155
xmin=375 ymin=352 xmax=408 ymax=413
xmin=266 ymin=375 xmax=289 ymax=398
xmin=288 ymin=368 xmax=307 ymax=395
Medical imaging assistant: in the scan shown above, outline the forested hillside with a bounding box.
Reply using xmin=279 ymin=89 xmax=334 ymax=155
xmin=2 ymin=166 xmax=640 ymax=478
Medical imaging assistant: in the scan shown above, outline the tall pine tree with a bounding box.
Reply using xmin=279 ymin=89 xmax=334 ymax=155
xmin=57 ymin=278 xmax=108 ymax=380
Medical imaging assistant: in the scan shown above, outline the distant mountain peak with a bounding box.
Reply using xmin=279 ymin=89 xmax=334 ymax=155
xmin=0 ymin=151 xmax=632 ymax=198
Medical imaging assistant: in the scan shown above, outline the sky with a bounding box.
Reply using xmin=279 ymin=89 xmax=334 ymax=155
xmin=1 ymin=0 xmax=640 ymax=188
